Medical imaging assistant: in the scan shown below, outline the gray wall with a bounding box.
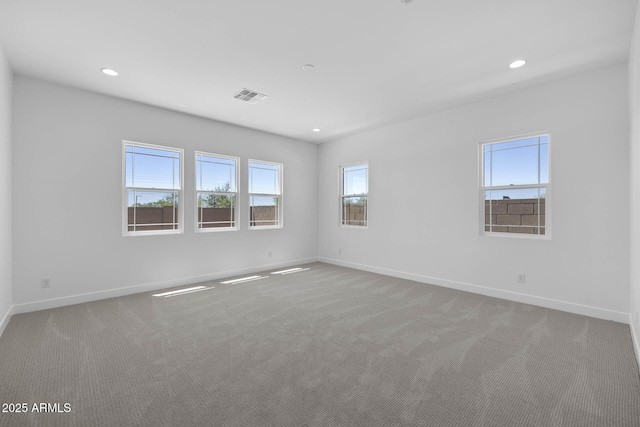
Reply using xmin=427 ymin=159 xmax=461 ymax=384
xmin=318 ymin=63 xmax=630 ymax=322
xmin=629 ymin=4 xmax=640 ymax=362
xmin=12 ymin=76 xmax=318 ymax=309
xmin=0 ymin=44 xmax=12 ymax=333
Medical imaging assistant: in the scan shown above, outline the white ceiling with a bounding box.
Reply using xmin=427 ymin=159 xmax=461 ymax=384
xmin=0 ymin=0 xmax=636 ymax=143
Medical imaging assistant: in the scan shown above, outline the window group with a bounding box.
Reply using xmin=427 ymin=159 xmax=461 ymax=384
xmin=124 ymin=131 xmax=548 ymax=238
xmin=124 ymin=141 xmax=282 ymax=235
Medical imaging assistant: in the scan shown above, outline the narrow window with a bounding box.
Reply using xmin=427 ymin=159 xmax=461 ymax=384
xmin=248 ymin=160 xmax=282 ymax=228
xmin=481 ymin=134 xmax=550 ymax=236
xmin=123 ymin=141 xmax=183 ymax=235
xmin=196 ymin=152 xmax=239 ymax=231
xmin=341 ymin=163 xmax=368 ymax=227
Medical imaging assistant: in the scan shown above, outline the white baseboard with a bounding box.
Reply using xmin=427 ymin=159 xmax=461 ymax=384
xmin=630 ymin=315 xmax=640 ymax=372
xmin=318 ymin=257 xmax=629 ymax=324
xmin=0 ymin=304 xmax=13 ymax=338
xmin=10 ymin=256 xmax=632 ymax=328
xmin=12 ymin=257 xmax=318 ymax=315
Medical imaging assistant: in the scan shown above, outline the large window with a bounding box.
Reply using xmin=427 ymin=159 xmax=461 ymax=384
xmin=248 ymin=160 xmax=282 ymax=228
xmin=481 ymin=134 xmax=549 ymax=236
xmin=195 ymin=152 xmax=239 ymax=231
xmin=341 ymin=163 xmax=368 ymax=227
xmin=123 ymin=141 xmax=183 ymax=235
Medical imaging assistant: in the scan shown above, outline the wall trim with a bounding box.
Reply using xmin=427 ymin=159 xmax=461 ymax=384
xmin=318 ymin=257 xmax=629 ymax=324
xmin=10 ymin=256 xmax=633 ymax=337
xmin=630 ymin=315 xmax=640 ymax=372
xmin=12 ymin=257 xmax=318 ymax=315
xmin=0 ymin=304 xmax=13 ymax=338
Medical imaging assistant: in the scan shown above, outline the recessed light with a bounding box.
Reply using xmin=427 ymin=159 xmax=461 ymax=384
xmin=101 ymin=68 xmax=118 ymax=76
xmin=509 ymin=59 xmax=527 ymax=69
xmin=312 ymin=128 xmax=321 ymax=132
xmin=302 ymin=64 xmax=315 ymax=72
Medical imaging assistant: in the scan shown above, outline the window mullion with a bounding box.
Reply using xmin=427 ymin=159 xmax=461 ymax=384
xmin=484 ymin=183 xmax=545 ymax=191
xmin=133 ymin=189 xmax=137 ymax=232
xmin=489 ymin=145 xmax=493 ymax=187
xmin=126 ymin=186 xmax=177 ymax=193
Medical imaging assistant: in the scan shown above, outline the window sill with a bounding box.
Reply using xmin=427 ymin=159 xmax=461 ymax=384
xmin=481 ymin=231 xmax=551 ymax=240
xmin=123 ymin=230 xmax=183 ymax=237
xmin=249 ymin=225 xmax=283 ymax=230
xmin=196 ymin=227 xmax=239 ymax=233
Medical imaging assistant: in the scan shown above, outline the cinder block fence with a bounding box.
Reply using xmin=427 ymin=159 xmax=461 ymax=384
xmin=127 ymin=206 xmax=278 ymax=230
xmin=485 ymin=198 xmax=546 ymax=234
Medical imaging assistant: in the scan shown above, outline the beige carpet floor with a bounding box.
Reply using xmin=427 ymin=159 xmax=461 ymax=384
xmin=0 ymin=262 xmax=639 ymax=426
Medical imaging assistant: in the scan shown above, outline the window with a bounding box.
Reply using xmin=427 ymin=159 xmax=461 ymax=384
xmin=123 ymin=141 xmax=183 ymax=235
xmin=195 ymin=152 xmax=239 ymax=231
xmin=248 ymin=160 xmax=282 ymax=228
xmin=340 ymin=163 xmax=368 ymax=227
xmin=481 ymin=134 xmax=549 ymax=236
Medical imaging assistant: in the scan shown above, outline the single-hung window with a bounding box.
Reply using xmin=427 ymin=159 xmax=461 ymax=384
xmin=481 ymin=134 xmax=549 ymax=236
xmin=341 ymin=163 xmax=368 ymax=227
xmin=123 ymin=141 xmax=183 ymax=235
xmin=196 ymin=152 xmax=239 ymax=231
xmin=248 ymin=160 xmax=282 ymax=228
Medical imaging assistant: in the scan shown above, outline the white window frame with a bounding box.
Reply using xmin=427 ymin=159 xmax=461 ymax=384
xmin=195 ymin=151 xmax=240 ymax=233
xmin=122 ymin=140 xmax=184 ymax=236
xmin=479 ymin=132 xmax=551 ymax=239
xmin=340 ymin=162 xmax=368 ymax=228
xmin=248 ymin=159 xmax=283 ymax=229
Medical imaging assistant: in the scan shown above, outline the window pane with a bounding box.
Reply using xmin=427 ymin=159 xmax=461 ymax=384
xmin=483 ymin=151 xmax=491 ymax=187
xmin=484 ymin=188 xmax=545 ymax=235
xmin=126 ymin=145 xmax=180 ymax=189
xmin=342 ymin=196 xmax=367 ymax=227
xmin=344 ymin=165 xmax=368 ymax=195
xmin=197 ymin=193 xmax=236 ymax=229
xmin=489 ymin=144 xmax=539 ymax=186
xmin=249 ymin=162 xmax=279 ymax=194
xmin=539 ymin=143 xmax=549 ymax=184
xmin=483 ymin=136 xmax=549 ymax=187
xmin=249 ymin=195 xmax=279 ymax=227
xmin=489 ymin=137 xmax=540 ymax=151
xmin=127 ymin=190 xmax=179 ymax=231
xmin=196 ymin=155 xmax=236 ymax=192
xmin=125 ymin=151 xmax=133 ymax=187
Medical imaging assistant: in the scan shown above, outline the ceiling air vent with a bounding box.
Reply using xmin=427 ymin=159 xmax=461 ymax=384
xmin=233 ymin=88 xmax=268 ymax=104
xmin=400 ymin=0 xmax=415 ymax=4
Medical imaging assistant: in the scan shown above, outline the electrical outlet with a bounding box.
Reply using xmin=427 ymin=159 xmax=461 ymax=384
xmin=268 ymin=251 xmax=272 ymax=258
xmin=338 ymin=248 xmax=342 ymax=254
xmin=41 ymin=278 xmax=51 ymax=288
xmin=517 ymin=274 xmax=526 ymax=284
